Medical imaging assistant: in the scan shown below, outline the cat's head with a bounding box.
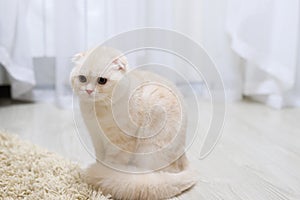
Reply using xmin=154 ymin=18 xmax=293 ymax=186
xmin=70 ymin=46 xmax=128 ymax=102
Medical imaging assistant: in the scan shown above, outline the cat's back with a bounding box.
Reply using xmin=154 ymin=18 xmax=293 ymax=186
xmin=127 ymin=70 xmax=186 ymax=132
xmin=130 ymin=69 xmax=182 ymax=96
xmin=129 ymin=69 xmax=184 ymax=107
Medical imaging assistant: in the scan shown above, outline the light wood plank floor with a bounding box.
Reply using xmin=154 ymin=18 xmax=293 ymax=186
xmin=0 ymin=100 xmax=299 ymax=200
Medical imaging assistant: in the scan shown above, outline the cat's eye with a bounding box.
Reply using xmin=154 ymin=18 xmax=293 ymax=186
xmin=78 ymin=75 xmax=87 ymax=83
xmin=97 ymin=77 xmax=107 ymax=85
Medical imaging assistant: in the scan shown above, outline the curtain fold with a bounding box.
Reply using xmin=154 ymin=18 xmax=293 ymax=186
xmin=0 ymin=0 xmax=35 ymax=99
xmin=226 ymin=0 xmax=300 ymax=108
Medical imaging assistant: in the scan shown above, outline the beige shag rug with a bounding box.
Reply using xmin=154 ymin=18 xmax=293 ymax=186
xmin=0 ymin=132 xmax=110 ymax=200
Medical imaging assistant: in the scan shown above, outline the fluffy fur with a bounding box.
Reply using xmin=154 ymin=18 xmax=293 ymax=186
xmin=70 ymin=46 xmax=197 ymax=199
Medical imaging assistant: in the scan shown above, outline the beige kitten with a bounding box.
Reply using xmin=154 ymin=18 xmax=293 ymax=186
xmin=70 ymin=46 xmax=197 ymax=200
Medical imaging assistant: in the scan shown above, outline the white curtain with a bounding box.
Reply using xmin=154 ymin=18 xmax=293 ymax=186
xmin=1 ymin=0 xmax=300 ymax=108
xmin=0 ymin=0 xmax=35 ymax=99
xmin=226 ymin=0 xmax=300 ymax=108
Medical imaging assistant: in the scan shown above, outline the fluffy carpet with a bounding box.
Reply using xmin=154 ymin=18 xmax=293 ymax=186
xmin=0 ymin=131 xmax=110 ymax=200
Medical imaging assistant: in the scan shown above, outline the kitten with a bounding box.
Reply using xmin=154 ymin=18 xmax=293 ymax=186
xmin=70 ymin=46 xmax=197 ymax=200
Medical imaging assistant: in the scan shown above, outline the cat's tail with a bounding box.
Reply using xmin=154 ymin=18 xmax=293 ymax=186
xmin=84 ymin=162 xmax=198 ymax=200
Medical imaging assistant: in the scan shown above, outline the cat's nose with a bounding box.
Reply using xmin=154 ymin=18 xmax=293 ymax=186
xmin=86 ymin=89 xmax=93 ymax=94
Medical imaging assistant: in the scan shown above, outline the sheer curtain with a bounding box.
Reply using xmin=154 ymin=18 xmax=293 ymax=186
xmin=226 ymin=0 xmax=300 ymax=108
xmin=0 ymin=0 xmax=300 ymax=108
xmin=0 ymin=0 xmax=35 ymax=99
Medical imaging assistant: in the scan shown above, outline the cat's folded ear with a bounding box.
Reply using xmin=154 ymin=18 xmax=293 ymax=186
xmin=72 ymin=52 xmax=85 ymax=65
xmin=112 ymin=55 xmax=128 ymax=71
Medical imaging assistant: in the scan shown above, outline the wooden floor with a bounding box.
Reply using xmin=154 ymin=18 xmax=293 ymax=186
xmin=0 ymin=100 xmax=299 ymax=200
